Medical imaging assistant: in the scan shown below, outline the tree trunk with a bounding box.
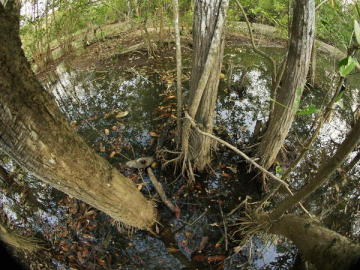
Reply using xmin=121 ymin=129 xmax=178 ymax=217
xmin=270 ymin=119 xmax=360 ymax=220
xmin=0 ymin=3 xmax=156 ymax=230
xmin=270 ymin=215 xmax=360 ymax=270
xmin=173 ymin=0 xmax=183 ymax=145
xmin=256 ymin=0 xmax=315 ymax=169
xmin=181 ymin=0 xmax=229 ymax=171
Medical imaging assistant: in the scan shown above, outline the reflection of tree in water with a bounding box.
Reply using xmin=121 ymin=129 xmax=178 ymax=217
xmin=1 ymin=45 xmax=359 ymax=269
xmin=48 ymin=67 xmax=164 ymax=161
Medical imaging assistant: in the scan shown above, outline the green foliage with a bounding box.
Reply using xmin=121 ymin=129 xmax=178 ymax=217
xmin=338 ymin=56 xmax=358 ymax=77
xmin=354 ymin=20 xmax=360 ymax=45
xmin=316 ymin=0 xmax=356 ymax=49
xmin=275 ymin=162 xmax=283 ymax=175
xmin=228 ymin=0 xmax=288 ymax=28
xmin=297 ymin=105 xmax=321 ymax=116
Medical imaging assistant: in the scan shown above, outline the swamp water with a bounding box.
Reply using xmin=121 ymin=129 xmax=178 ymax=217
xmin=0 ymin=47 xmax=359 ymax=269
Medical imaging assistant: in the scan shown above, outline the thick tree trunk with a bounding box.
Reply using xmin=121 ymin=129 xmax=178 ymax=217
xmin=181 ymin=0 xmax=229 ymax=171
xmin=0 ymin=4 xmax=156 ymax=229
xmin=256 ymin=0 xmax=315 ymax=169
xmin=270 ymin=215 xmax=360 ymax=270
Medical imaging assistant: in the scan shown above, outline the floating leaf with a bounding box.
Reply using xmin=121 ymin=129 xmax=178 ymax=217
xmin=88 ymin=116 xmax=98 ymax=121
xmin=115 ymin=111 xmax=129 ymax=118
xmin=149 ymin=131 xmax=159 ymax=137
xmin=221 ymin=172 xmax=231 ymax=178
xmin=354 ymin=20 xmax=360 ymax=45
xmin=297 ymin=105 xmax=321 ymax=115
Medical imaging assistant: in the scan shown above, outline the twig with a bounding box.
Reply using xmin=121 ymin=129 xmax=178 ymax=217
xmin=188 ymin=209 xmax=208 ymax=226
xmin=227 ymin=196 xmax=251 ymax=216
xmin=185 ymin=112 xmax=313 ymax=218
xmin=218 ymin=202 xmax=228 ymax=251
xmin=185 ymin=112 xmax=288 ymax=188
xmin=146 ymin=167 xmax=179 ymax=217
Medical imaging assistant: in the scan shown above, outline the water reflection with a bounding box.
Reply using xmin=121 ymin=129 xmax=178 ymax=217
xmin=0 ymin=46 xmax=359 ymax=269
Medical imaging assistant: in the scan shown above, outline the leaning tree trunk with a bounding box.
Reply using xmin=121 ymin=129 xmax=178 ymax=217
xmin=181 ymin=0 xmax=229 ymax=171
xmin=0 ymin=3 xmax=155 ymax=229
xmin=269 ymin=119 xmax=360 ymax=220
xmin=269 ymin=215 xmax=360 ymax=270
xmin=256 ymin=0 xmax=315 ymax=169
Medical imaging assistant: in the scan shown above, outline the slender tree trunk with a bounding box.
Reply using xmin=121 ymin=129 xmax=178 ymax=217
xmin=0 ymin=3 xmax=156 ymax=230
xmin=256 ymin=0 xmax=315 ymax=169
xmin=270 ymin=119 xmax=360 ymax=220
xmin=269 ymin=215 xmax=360 ymax=270
xmin=172 ymin=0 xmax=182 ymax=145
xmin=181 ymin=0 xmax=229 ymax=171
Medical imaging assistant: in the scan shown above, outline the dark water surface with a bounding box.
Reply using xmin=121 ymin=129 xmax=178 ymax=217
xmin=1 ymin=47 xmax=359 ymax=269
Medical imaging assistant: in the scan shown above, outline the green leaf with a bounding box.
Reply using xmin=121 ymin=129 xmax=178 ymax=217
xmin=354 ymin=20 xmax=360 ymax=45
xmin=297 ymin=105 xmax=321 ymax=115
xmin=275 ymin=164 xmax=283 ymax=175
xmin=339 ymin=56 xmax=357 ymax=77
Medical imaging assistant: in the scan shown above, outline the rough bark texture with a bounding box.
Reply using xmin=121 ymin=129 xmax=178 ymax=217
xmin=0 ymin=4 xmax=156 ymax=229
xmin=270 ymin=120 xmax=360 ymax=220
xmin=182 ymin=0 xmax=229 ymax=171
xmin=270 ymin=215 xmax=360 ymax=270
xmin=256 ymin=0 xmax=315 ymax=169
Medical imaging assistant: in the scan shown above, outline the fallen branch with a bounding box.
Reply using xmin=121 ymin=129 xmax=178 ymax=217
xmin=185 ymin=112 xmax=313 ymax=218
xmin=185 ymin=112 xmax=288 ymax=188
xmin=147 ymin=167 xmax=180 ymax=218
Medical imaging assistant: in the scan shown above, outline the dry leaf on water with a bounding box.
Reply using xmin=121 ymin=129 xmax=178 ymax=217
xmin=149 ymin=131 xmax=159 ymax=137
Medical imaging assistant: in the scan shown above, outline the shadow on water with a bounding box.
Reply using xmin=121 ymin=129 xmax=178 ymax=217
xmin=0 ymin=46 xmax=359 ymax=269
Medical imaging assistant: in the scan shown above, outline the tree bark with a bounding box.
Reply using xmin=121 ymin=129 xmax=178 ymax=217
xmin=181 ymin=0 xmax=229 ymax=171
xmin=173 ymin=0 xmax=183 ymax=144
xmin=256 ymin=0 xmax=315 ymax=169
xmin=0 ymin=4 xmax=156 ymax=229
xmin=270 ymin=215 xmax=360 ymax=270
xmin=270 ymin=120 xmax=360 ymax=220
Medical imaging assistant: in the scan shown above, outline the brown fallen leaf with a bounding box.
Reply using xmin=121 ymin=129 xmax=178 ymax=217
xmin=207 ymin=255 xmax=226 ymax=263
xmin=149 ymin=131 xmax=159 ymax=137
xmin=167 ymin=247 xmax=179 ymax=253
xmin=115 ymin=111 xmax=129 ymax=118
xmin=88 ymin=116 xmax=98 ymax=121
xmin=109 ymin=151 xmax=116 ymax=158
xmin=104 ymin=129 xmax=110 ymax=136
